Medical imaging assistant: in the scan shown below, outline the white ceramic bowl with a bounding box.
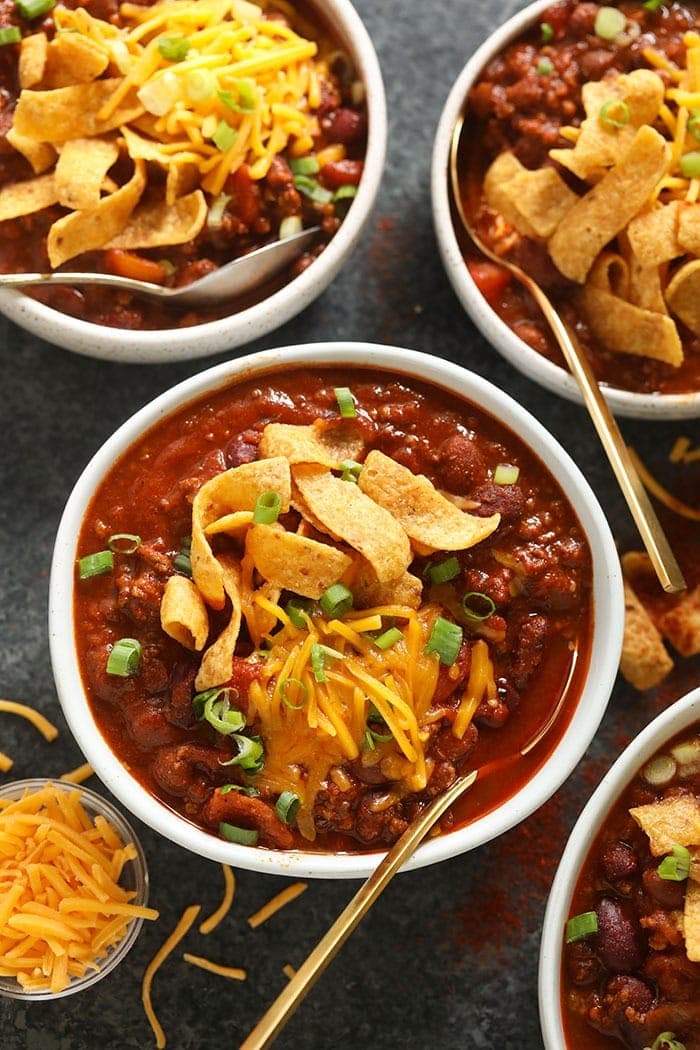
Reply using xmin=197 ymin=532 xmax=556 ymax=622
xmin=49 ymin=341 xmax=623 ymax=879
xmin=0 ymin=0 xmax=386 ymax=365
xmin=0 ymin=778 xmax=149 ymax=1000
xmin=431 ymin=0 xmax=700 ymax=420
xmin=539 ymin=684 xmax=700 ymax=1048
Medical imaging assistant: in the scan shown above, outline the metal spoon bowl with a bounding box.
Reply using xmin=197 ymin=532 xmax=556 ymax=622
xmin=0 ymin=226 xmax=320 ymax=307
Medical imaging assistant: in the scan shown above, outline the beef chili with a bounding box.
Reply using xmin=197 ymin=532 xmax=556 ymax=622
xmin=0 ymin=0 xmax=366 ymax=330
xmin=457 ymin=0 xmax=700 ymax=396
xmin=73 ymin=368 xmax=593 ymax=852
xmin=562 ymin=724 xmax=700 ymax=1050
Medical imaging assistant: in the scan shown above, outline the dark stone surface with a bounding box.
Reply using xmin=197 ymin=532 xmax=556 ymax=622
xmin=0 ymin=1 xmax=698 ymax=1048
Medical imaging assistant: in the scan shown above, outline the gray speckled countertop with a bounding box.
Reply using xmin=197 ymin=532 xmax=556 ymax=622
xmin=1 ymin=1 xmax=699 ymax=1048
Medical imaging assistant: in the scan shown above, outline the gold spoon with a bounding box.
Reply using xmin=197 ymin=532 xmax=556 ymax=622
xmin=239 ymin=641 xmax=580 ymax=1050
xmin=0 ymin=226 xmax=320 ymax=307
xmin=449 ymin=114 xmax=685 ymax=596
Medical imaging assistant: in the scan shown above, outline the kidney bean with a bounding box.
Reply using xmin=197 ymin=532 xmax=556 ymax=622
xmin=642 ymin=866 xmax=686 ymax=910
xmin=320 ymin=158 xmax=364 ymax=189
xmin=596 ymin=898 xmax=646 ymax=973
xmin=325 ymin=107 xmax=364 ymax=144
xmin=601 ymin=840 xmax=639 ymax=883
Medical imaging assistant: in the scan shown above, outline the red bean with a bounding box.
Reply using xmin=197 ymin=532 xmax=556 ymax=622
xmin=596 ymin=898 xmax=645 ymax=973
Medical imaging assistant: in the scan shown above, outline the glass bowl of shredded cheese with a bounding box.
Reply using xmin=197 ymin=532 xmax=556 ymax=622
xmin=0 ymin=778 xmax=156 ymax=1000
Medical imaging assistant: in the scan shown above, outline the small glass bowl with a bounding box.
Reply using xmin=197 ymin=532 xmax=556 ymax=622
xmin=0 ymin=777 xmax=149 ymax=1000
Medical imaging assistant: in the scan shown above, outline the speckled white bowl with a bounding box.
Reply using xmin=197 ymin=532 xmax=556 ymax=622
xmin=0 ymin=0 xmax=386 ymax=364
xmin=431 ymin=0 xmax=700 ymax=420
xmin=49 ymin=341 xmax=623 ymax=879
xmin=539 ymin=684 xmax=700 ymax=1048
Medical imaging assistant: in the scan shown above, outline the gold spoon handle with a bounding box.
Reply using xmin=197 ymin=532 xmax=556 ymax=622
xmin=239 ymin=769 xmax=477 ymax=1050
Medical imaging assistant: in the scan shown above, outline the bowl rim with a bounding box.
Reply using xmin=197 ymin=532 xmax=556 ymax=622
xmin=0 ymin=0 xmax=387 ymax=364
xmin=49 ymin=340 xmax=624 ymax=879
xmin=0 ymin=776 xmax=149 ymax=1000
xmin=430 ymin=0 xmax=700 ymax=421
xmin=538 ymin=684 xmax=700 ymax=1049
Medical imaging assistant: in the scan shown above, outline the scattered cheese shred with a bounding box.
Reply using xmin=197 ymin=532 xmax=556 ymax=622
xmin=0 ymin=752 xmax=13 ymax=773
xmin=669 ymin=436 xmax=700 ymax=464
xmin=0 ymin=698 xmax=59 ymax=741
xmin=199 ymin=863 xmax=235 ymax=934
xmin=182 ymin=952 xmax=246 ymax=980
xmin=282 ymin=962 xmax=296 ymax=979
xmin=142 ymin=904 xmax=200 ymax=1049
xmin=60 ymin=762 xmax=95 ymax=784
xmin=0 ymin=782 xmax=158 ymax=993
xmin=247 ymin=882 xmax=307 ymax=929
xmin=629 ymin=447 xmax=700 ymax=522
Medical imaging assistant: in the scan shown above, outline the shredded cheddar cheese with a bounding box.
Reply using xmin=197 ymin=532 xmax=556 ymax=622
xmin=60 ymin=762 xmax=95 ymax=784
xmin=0 ymin=753 xmax=13 ymax=774
xmin=0 ymin=782 xmax=158 ymax=993
xmin=199 ymin=863 xmax=235 ymax=934
xmin=247 ymin=881 xmax=307 ymax=928
xmin=282 ymin=962 xmax=296 ymax=979
xmin=0 ymin=698 xmax=59 ymax=742
xmin=183 ymin=952 xmax=246 ymax=979
xmin=629 ymin=447 xmax=700 ymax=522
xmin=142 ymin=904 xmax=200 ymax=1049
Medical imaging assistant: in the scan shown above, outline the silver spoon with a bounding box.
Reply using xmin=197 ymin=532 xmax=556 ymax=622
xmin=0 ymin=226 xmax=320 ymax=307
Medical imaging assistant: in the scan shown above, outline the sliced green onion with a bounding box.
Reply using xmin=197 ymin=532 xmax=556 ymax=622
xmin=310 ymin=643 xmax=343 ymax=682
xmin=334 ymin=184 xmax=357 ymax=202
xmin=536 ymin=57 xmax=554 ymax=76
xmin=279 ymin=215 xmax=303 ymax=239
xmin=275 ymin=791 xmax=300 ymax=824
xmin=193 ymin=688 xmax=246 ymax=735
xmin=594 ymin=6 xmax=626 ymax=39
xmin=219 ymin=822 xmax=259 ymax=845
xmin=320 ymin=582 xmax=353 ymax=617
xmin=362 ymin=728 xmax=376 ymax=751
xmin=158 ymin=35 xmax=190 ymax=61
xmin=339 ymin=459 xmax=363 ymax=482
xmin=643 ymin=0 xmax=666 ymax=10
xmin=220 ymin=783 xmax=260 ymax=796
xmin=207 ymin=192 xmax=232 ymax=229
xmin=373 ymin=627 xmax=403 ymax=650
xmin=0 ymin=26 xmax=21 ymax=44
xmin=565 ymin=910 xmax=598 ymax=943
xmin=221 ymin=734 xmax=265 ymax=773
xmin=108 ymin=533 xmax=141 ymax=554
xmin=293 ymin=174 xmax=333 ymax=203
xmin=540 ymin=22 xmax=553 ymax=43
xmin=641 ymin=754 xmax=677 ymax=786
xmin=186 ymin=68 xmax=215 ymax=102
xmin=173 ymin=551 xmax=192 ymax=576
xmin=78 ymin=550 xmax=114 ymax=579
xmin=424 ymin=617 xmax=463 ymax=666
xmin=600 ymin=99 xmax=630 ymax=130
xmin=106 ymin=638 xmax=142 ymax=677
xmin=285 ymin=598 xmax=312 ymax=629
xmin=428 ymin=556 xmax=460 ymax=584
xmin=290 ymin=155 xmax=319 ymax=175
xmin=368 ymin=724 xmax=393 ymax=744
xmin=658 ymin=844 xmax=691 ymax=881
xmin=280 ymin=677 xmax=308 ymax=710
xmin=493 ymin=463 xmax=520 ymax=486
xmin=688 ymin=110 xmax=700 ymax=142
xmin=334 ymin=386 xmax=356 ymax=418
xmin=680 ymin=150 xmax=700 ymax=178
xmin=461 ymin=591 xmax=496 ymax=622
xmin=232 ymin=77 xmax=256 ymax=111
xmin=15 ymin=0 xmax=55 ymax=17
xmin=253 ymin=490 xmax=282 ymax=524
xmin=212 ymin=120 xmax=238 ymax=152
xmin=648 ymin=1034 xmax=686 ymax=1050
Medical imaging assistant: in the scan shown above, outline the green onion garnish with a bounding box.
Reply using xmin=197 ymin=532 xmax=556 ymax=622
xmin=540 ymin=22 xmax=553 ymax=43
xmin=493 ymin=463 xmax=520 ymax=486
xmin=424 ymin=617 xmax=463 ymax=666
xmin=643 ymin=0 xmax=666 ymax=9
xmin=233 ymin=77 xmax=256 ymax=111
xmin=78 ymin=550 xmax=114 ymax=579
xmin=275 ymin=791 xmax=300 ymax=825
xmin=106 ymin=638 xmax=142 ymax=677
xmin=293 ymin=174 xmax=333 ymax=203
xmin=290 ymin=155 xmax=319 ymax=175
xmin=310 ymin=643 xmax=343 ymax=682
xmin=339 ymin=459 xmax=363 ymax=482
xmin=219 ymin=822 xmax=259 ymax=845
xmin=173 ymin=551 xmax=192 ymax=576
xmin=221 ymin=734 xmax=265 ymax=773
xmin=253 ymin=491 xmax=282 ymax=524
xmin=15 ymin=0 xmax=55 ymax=18
xmin=366 ymin=707 xmax=393 ymax=743
xmin=428 ymin=557 xmax=460 ymax=584
xmin=280 ymin=677 xmax=308 ymax=710
xmin=536 ymin=57 xmax=554 ymax=76
xmin=320 ymin=583 xmax=353 ymax=618
xmin=0 ymin=26 xmax=21 ymax=44
xmin=641 ymin=754 xmax=676 ymax=786
xmin=334 ymin=386 xmax=356 ymax=418
xmin=157 ymin=35 xmax=190 ymax=61
xmin=193 ymin=688 xmax=246 ymax=736
xmin=594 ymin=6 xmax=626 ymax=39
xmin=565 ymin=910 xmax=598 ymax=943
xmin=108 ymin=533 xmax=141 ymax=554
xmin=600 ymin=99 xmax=630 ymax=130
xmin=680 ymin=150 xmax=700 ymax=178
xmin=658 ymin=844 xmax=691 ymax=881
xmin=285 ymin=598 xmax=312 ymax=629
xmin=373 ymin=627 xmax=403 ymax=650
xmin=212 ymin=120 xmax=238 ymax=152
xmin=688 ymin=110 xmax=700 ymax=142
xmin=648 ymin=1034 xmax=686 ymax=1050
xmin=220 ymin=784 xmax=260 ymax=796
xmin=363 ymin=728 xmax=376 ymax=750
xmin=461 ymin=591 xmax=496 ymax=622
xmin=334 ymin=184 xmax=357 ymax=202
